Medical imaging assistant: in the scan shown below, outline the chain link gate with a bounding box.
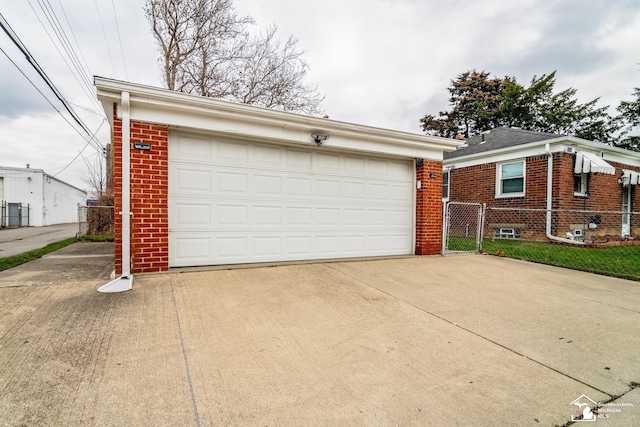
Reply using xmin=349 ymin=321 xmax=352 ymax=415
xmin=443 ymin=202 xmax=485 ymax=254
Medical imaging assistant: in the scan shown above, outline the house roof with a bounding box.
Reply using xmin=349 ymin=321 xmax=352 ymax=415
xmin=442 ymin=127 xmax=640 ymax=170
xmin=445 ymin=127 xmax=559 ymax=159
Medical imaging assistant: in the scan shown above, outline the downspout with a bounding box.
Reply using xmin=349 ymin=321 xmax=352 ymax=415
xmin=545 ymin=143 xmax=584 ymax=245
xmin=98 ymin=91 xmax=134 ymax=292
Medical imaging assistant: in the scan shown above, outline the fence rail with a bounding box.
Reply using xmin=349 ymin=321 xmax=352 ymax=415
xmin=77 ymin=205 xmax=114 ymax=237
xmin=1 ymin=201 xmax=30 ymax=228
xmin=444 ymin=203 xmax=640 ymax=281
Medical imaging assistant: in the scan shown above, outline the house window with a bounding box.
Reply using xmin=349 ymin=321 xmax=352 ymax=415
xmin=574 ymin=173 xmax=588 ymax=196
xmin=497 ymin=161 xmax=525 ymax=197
xmin=442 ymin=170 xmax=450 ymax=200
xmin=493 ymin=228 xmax=521 ymax=239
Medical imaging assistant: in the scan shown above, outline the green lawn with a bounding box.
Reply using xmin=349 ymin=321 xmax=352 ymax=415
xmin=483 ymin=239 xmax=640 ymax=281
xmin=446 ymin=236 xmax=640 ymax=281
xmin=0 ymin=238 xmax=78 ymax=271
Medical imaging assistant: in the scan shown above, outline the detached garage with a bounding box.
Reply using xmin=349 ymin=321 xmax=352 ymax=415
xmin=95 ymin=77 xmax=459 ymax=279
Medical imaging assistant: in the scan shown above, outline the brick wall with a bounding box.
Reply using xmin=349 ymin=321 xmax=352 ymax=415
xmin=113 ymin=104 xmax=169 ymax=274
xmin=416 ymin=160 xmax=444 ymax=255
xmin=449 ymin=151 xmax=640 ymax=239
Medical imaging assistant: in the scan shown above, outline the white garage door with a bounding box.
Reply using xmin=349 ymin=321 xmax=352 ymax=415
xmin=169 ymin=133 xmax=415 ymax=267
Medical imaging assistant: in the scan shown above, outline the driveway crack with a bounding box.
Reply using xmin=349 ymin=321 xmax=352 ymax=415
xmin=170 ymin=275 xmax=202 ymax=427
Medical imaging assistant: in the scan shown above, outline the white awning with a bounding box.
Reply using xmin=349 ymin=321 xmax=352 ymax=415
xmin=621 ymin=169 xmax=640 ymax=186
xmin=574 ymin=151 xmax=616 ymax=175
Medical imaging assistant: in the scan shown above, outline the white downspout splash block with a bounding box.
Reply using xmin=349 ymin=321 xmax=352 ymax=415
xmin=97 ymin=276 xmax=133 ymax=293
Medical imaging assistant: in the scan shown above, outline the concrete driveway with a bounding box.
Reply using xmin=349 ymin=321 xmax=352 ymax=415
xmin=0 ymin=249 xmax=638 ymax=426
xmin=0 ymin=223 xmax=78 ymax=258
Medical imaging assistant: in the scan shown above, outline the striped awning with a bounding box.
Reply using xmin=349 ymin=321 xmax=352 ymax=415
xmin=574 ymin=151 xmax=616 ymax=175
xmin=621 ymin=169 xmax=640 ymax=186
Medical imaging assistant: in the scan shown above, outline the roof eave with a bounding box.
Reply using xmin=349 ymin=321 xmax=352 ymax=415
xmin=95 ymin=77 xmax=462 ymax=159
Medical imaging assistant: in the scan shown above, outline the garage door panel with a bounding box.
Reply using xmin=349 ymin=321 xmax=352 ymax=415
xmin=254 ymin=145 xmax=282 ymax=165
xmin=218 ymin=172 xmax=249 ymax=193
xmin=285 ymin=207 xmax=312 ymax=226
xmin=391 ymin=183 xmax=413 ymax=201
xmin=175 ymin=168 xmax=212 ymax=192
xmin=217 ymin=237 xmax=249 ymax=258
xmin=218 ymin=141 xmax=249 ymax=163
xmin=173 ymin=135 xmax=212 ymax=161
xmin=173 ymin=237 xmax=211 ymax=262
xmin=254 ymin=206 xmax=282 ymax=225
xmin=175 ymin=203 xmax=211 ymax=226
xmin=286 ymin=149 xmax=312 ymax=169
xmin=169 ymin=134 xmax=414 ymax=267
xmin=317 ymin=153 xmax=341 ymax=171
xmin=317 ymin=208 xmax=340 ymax=225
xmin=316 ymin=179 xmax=341 ymax=198
xmin=286 ymin=177 xmax=312 ymax=196
xmin=255 ymin=175 xmax=282 ymax=195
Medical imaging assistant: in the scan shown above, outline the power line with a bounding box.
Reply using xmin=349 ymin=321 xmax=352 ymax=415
xmin=0 ymin=45 xmax=104 ymax=152
xmin=0 ymin=11 xmax=105 ymax=155
xmin=27 ymin=0 xmax=102 ymax=112
xmin=56 ymin=0 xmax=96 ymax=88
xmin=51 ymin=119 xmax=106 ymax=177
xmin=93 ymin=0 xmax=117 ymax=78
xmin=111 ymin=0 xmax=129 ymax=80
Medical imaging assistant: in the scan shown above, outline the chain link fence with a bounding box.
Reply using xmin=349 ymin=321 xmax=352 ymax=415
xmin=482 ymin=207 xmax=640 ymax=281
xmin=77 ymin=205 xmax=114 ymax=238
xmin=443 ymin=203 xmax=640 ymax=281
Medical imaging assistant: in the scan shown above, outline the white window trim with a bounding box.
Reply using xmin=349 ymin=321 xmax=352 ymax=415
xmin=574 ymin=172 xmax=588 ymax=197
xmin=495 ymin=160 xmax=526 ymax=198
xmin=442 ymin=170 xmax=450 ymax=201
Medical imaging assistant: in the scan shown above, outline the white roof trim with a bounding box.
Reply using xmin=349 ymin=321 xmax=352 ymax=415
xmin=94 ymin=77 xmax=462 ymax=160
xmin=444 ymin=136 xmax=640 ymax=170
xmin=622 ymin=169 xmax=640 ymax=186
xmin=574 ymin=151 xmax=616 ymax=175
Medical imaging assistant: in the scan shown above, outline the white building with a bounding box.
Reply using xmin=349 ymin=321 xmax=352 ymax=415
xmin=0 ymin=166 xmax=86 ymax=227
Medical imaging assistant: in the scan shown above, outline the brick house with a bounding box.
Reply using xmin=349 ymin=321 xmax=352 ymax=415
xmin=443 ymin=127 xmax=640 ymax=243
xmin=94 ymin=77 xmax=460 ymax=291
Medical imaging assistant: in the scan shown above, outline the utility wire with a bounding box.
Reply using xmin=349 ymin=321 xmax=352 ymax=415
xmin=0 ymin=12 xmax=104 ymax=155
xmin=93 ymin=0 xmax=117 ymax=78
xmin=56 ymin=0 xmax=96 ymax=89
xmin=111 ymin=0 xmax=129 ymax=80
xmin=0 ymin=45 xmax=104 ymax=153
xmin=51 ymin=119 xmax=106 ymax=177
xmin=27 ymin=0 xmax=102 ymax=112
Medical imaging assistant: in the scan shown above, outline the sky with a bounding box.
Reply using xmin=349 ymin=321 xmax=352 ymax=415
xmin=0 ymin=0 xmax=639 ymax=190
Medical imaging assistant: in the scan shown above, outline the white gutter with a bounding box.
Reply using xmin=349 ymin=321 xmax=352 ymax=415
xmin=545 ymin=143 xmax=584 ymax=246
xmin=97 ymin=91 xmax=134 ymax=292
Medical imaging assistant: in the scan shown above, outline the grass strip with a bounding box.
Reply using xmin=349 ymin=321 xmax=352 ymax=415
xmin=0 ymin=238 xmax=78 ymax=271
xmin=483 ymin=239 xmax=640 ymax=281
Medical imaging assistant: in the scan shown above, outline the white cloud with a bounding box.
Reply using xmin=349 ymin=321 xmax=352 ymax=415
xmin=0 ymin=0 xmax=639 ymax=191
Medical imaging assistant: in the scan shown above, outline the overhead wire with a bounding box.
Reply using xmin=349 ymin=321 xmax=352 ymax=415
xmin=93 ymin=0 xmax=117 ymax=78
xmin=26 ymin=0 xmax=102 ymax=113
xmin=111 ymin=0 xmax=129 ymax=81
xmin=51 ymin=119 xmax=106 ymax=177
xmin=0 ymin=12 xmax=105 ymax=155
xmin=56 ymin=0 xmax=97 ymax=87
xmin=0 ymin=45 xmax=105 ymax=153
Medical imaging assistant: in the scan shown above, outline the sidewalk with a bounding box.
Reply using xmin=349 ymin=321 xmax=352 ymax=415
xmin=0 ymin=223 xmax=78 ymax=258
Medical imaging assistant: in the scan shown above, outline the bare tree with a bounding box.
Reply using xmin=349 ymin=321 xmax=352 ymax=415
xmin=145 ymin=0 xmax=251 ymax=91
xmin=144 ymin=0 xmax=323 ymax=115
